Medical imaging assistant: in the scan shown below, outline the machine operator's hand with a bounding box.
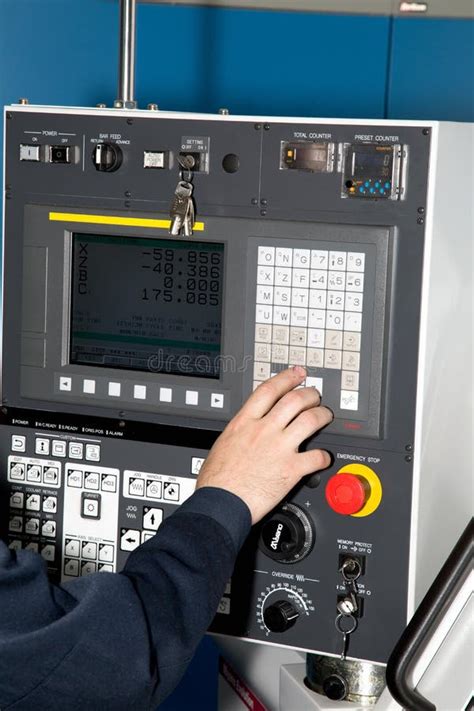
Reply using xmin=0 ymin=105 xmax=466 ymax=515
xmin=196 ymin=366 xmax=333 ymax=524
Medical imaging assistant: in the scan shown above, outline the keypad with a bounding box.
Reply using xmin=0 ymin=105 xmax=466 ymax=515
xmin=254 ymin=245 xmax=365 ymax=412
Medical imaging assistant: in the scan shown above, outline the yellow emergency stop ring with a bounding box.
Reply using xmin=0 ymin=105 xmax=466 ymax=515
xmin=336 ymin=463 xmax=383 ymax=517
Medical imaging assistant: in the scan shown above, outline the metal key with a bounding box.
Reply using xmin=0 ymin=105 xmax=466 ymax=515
xmin=170 ymin=180 xmax=193 ymax=236
xmin=335 ymin=612 xmax=358 ymax=660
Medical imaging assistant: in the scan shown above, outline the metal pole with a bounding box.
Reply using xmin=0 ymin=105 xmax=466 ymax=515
xmin=115 ymin=0 xmax=137 ymax=109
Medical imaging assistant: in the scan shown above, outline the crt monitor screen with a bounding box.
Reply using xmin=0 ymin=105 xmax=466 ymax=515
xmin=70 ymin=233 xmax=225 ymax=379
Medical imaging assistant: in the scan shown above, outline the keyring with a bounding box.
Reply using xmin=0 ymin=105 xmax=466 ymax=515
xmin=335 ymin=613 xmax=358 ymax=635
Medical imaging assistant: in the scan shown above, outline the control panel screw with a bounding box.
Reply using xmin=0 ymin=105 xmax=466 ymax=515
xmin=6 ymin=112 xmax=12 ymax=119
xmin=147 ymin=103 xmax=159 ymax=111
xmin=405 ymin=455 xmax=413 ymax=463
xmin=124 ymin=201 xmax=131 ymax=208
xmin=96 ymin=103 xmax=107 ymax=108
xmin=417 ymin=207 xmax=425 ymax=214
xmin=127 ymin=118 xmax=133 ymax=126
xmin=422 ymin=128 xmax=430 ymax=136
xmin=264 ymin=123 xmax=270 ymax=131
xmin=405 ymin=444 xmax=413 ymax=452
xmin=124 ymin=191 xmax=132 ymax=198
xmin=260 ymin=209 xmax=267 ymax=216
xmin=218 ymin=107 xmax=230 ymax=115
xmin=18 ymin=98 xmax=29 ymax=105
xmin=260 ymin=199 xmax=268 ymax=206
xmin=254 ymin=123 xmax=262 ymax=130
xmin=417 ymin=217 xmax=424 ymax=225
xmin=5 ymin=192 xmax=11 ymax=200
xmin=1 ymin=406 xmax=8 ymax=414
xmin=251 ymin=198 xmax=258 ymax=205
xmin=119 ymin=420 xmax=126 ymax=428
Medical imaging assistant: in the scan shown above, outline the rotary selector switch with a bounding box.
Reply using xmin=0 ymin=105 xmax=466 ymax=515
xmin=263 ymin=599 xmax=299 ymax=633
xmin=92 ymin=143 xmax=123 ymax=172
xmin=257 ymin=583 xmax=315 ymax=636
xmin=259 ymin=503 xmax=315 ymax=564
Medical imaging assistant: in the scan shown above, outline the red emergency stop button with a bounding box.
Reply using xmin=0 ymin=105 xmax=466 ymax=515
xmin=325 ymin=473 xmax=367 ymax=515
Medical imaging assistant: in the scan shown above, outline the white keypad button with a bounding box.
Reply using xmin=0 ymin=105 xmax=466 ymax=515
xmin=343 ymin=331 xmax=361 ymax=351
xmin=327 ymin=291 xmax=344 ymax=311
xmin=9 ymin=516 xmax=23 ymax=533
xmin=41 ymin=544 xmax=55 ymax=562
xmin=35 ymin=438 xmax=50 ymax=456
xmin=271 ymin=344 xmax=289 ymax=363
xmin=325 ymin=330 xmax=343 ymax=350
xmin=306 ymin=376 xmax=323 ymax=394
xmin=340 ymin=390 xmax=359 ymax=411
xmin=99 ymin=564 xmax=114 ymax=573
xmin=41 ymin=520 xmax=56 ymax=538
xmin=83 ymin=379 xmax=96 ymax=394
xmin=64 ymin=559 xmax=80 ymax=577
xmin=108 ymin=382 xmax=121 ymax=397
xmin=324 ymin=350 xmax=342 ymax=369
xmin=290 ymin=308 xmax=308 ymax=327
xmin=328 ymin=272 xmax=345 ymax=291
xmin=288 ymin=347 xmax=306 ymax=366
xmin=185 ymin=390 xmax=199 ymax=406
xmin=257 ymin=266 xmax=274 ymax=285
xmin=143 ymin=507 xmax=164 ymax=531
xmin=81 ymin=562 xmax=97 ymax=576
xmin=164 ymin=482 xmax=180 ymax=502
xmin=10 ymin=492 xmax=24 ymax=509
xmin=25 ymin=518 xmax=40 ymax=535
xmin=82 ymin=542 xmax=97 ymax=560
xmin=27 ymin=465 xmax=42 ymax=483
xmin=308 ymin=309 xmax=326 ymax=329
xmin=101 ymin=474 xmax=117 ymax=493
xmin=255 ymin=343 xmax=271 ymax=361
xmin=291 ymin=288 xmax=309 ymax=308
xmin=84 ymin=471 xmax=100 ymax=490
xmin=342 ymin=352 xmax=361 ymax=371
xmin=326 ymin=311 xmax=344 ymax=330
xmin=9 ymin=463 xmax=25 ymax=481
xmin=345 ymin=292 xmax=363 ymax=312
xmin=65 ymin=539 xmax=80 ymax=557
xmin=159 ymin=387 xmax=173 ymax=403
xmin=256 ymin=285 xmax=274 ymax=304
xmin=146 ymin=480 xmax=162 ymax=499
xmin=341 ymin=371 xmax=359 ymax=390
xmin=292 ymin=269 xmax=309 ymax=288
xmin=134 ymin=385 xmax=147 ymax=400
xmin=43 ymin=466 xmax=59 ymax=485
xmin=42 ymin=496 xmax=57 ymax=513
xmin=82 ymin=498 xmax=100 ymax=519
xmin=98 ymin=544 xmax=115 ymax=563
xmin=258 ymin=246 xmax=275 ymax=265
xmin=275 ymin=247 xmax=293 ymax=266
xmin=272 ymin=325 xmax=290 ymax=344
xmin=211 ymin=393 xmax=224 ymax=408
xmin=294 ymin=249 xmax=310 ymax=267
xmin=25 ymin=542 xmax=39 ymax=554
xmin=255 ymin=324 xmax=272 ymax=343
xmin=307 ymin=329 xmax=325 ymax=348
xmin=52 ymin=440 xmax=67 ymax=457
xmin=8 ymin=540 xmax=22 ymax=551
xmin=309 ymin=290 xmax=327 ymax=309
xmin=346 ymin=272 xmax=364 ymax=292
xmin=11 ymin=435 xmax=26 ymax=453
xmin=289 ymin=328 xmax=306 ymax=346
xmin=344 ymin=312 xmax=362 ymax=332
xmin=329 ymin=251 xmax=347 ymax=271
xmin=347 ymin=252 xmax=365 ymax=272
xmin=69 ymin=442 xmax=84 ymax=459
xmin=275 ymin=267 xmax=291 ymax=286
xmin=26 ymin=494 xmax=41 ymax=511
xmin=310 ymin=270 xmax=328 ymax=290
xmin=254 ymin=362 xmax=270 ymax=381
xmin=85 ymin=444 xmax=101 ymax=462
xmin=311 ymin=250 xmax=328 ymax=269
xmin=273 ymin=306 xmax=290 ymax=325
xmin=191 ymin=457 xmax=205 ymax=475
xmin=128 ymin=477 xmax=145 ymax=497
xmin=59 ymin=376 xmax=72 ymax=392
xmin=256 ymin=304 xmax=273 ymax=323
xmin=67 ymin=469 xmax=83 ymax=488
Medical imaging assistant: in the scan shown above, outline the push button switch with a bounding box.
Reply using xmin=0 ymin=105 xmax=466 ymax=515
xmin=81 ymin=492 xmax=101 ymax=519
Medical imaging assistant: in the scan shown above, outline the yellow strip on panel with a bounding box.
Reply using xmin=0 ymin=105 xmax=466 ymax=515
xmin=49 ymin=212 xmax=205 ymax=231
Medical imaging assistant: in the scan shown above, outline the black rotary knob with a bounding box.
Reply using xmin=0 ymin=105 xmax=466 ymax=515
xmin=92 ymin=143 xmax=123 ymax=172
xmin=263 ymin=600 xmax=300 ymax=633
xmin=259 ymin=503 xmax=314 ymax=564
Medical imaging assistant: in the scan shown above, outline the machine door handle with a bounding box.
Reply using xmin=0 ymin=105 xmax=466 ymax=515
xmin=386 ymin=518 xmax=473 ymax=711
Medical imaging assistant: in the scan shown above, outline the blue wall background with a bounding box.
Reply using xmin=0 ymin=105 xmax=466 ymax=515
xmin=0 ymin=2 xmax=472 ymax=709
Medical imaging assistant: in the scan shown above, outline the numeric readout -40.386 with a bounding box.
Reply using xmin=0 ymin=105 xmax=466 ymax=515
xmin=140 ymin=247 xmax=222 ymax=306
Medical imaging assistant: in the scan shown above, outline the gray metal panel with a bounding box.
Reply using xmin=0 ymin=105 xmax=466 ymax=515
xmin=21 ymin=246 xmax=47 ymax=333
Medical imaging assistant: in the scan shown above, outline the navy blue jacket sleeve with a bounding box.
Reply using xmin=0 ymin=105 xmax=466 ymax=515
xmin=0 ymin=487 xmax=251 ymax=710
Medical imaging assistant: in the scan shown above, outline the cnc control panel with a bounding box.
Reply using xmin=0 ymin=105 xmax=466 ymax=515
xmin=2 ymin=106 xmax=469 ymax=665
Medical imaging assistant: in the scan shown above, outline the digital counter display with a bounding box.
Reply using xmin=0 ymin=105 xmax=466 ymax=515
xmin=70 ymin=234 xmax=225 ymax=378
